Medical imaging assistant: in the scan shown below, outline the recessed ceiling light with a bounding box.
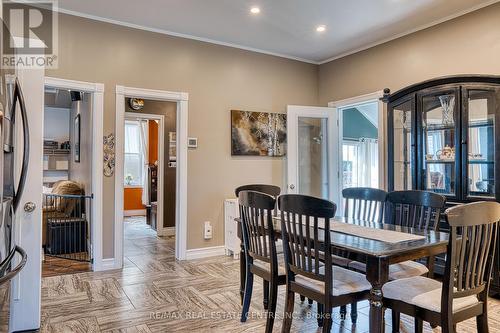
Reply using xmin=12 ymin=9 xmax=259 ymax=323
xmin=316 ymin=25 xmax=326 ymax=32
xmin=250 ymin=7 xmax=260 ymax=14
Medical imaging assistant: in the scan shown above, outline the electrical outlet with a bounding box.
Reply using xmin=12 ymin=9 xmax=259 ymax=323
xmin=204 ymin=221 xmax=213 ymax=239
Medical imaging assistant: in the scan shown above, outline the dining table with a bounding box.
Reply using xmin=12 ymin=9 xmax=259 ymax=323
xmin=235 ymin=215 xmax=449 ymax=333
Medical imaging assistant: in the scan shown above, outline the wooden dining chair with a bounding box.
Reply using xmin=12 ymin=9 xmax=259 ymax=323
xmin=239 ymin=190 xmax=285 ymax=333
xmin=384 ymin=190 xmax=446 ymax=278
xmin=349 ymin=190 xmax=445 ymax=278
xmin=340 ymin=187 xmax=388 ymax=321
xmin=383 ymin=201 xmax=500 ymax=333
xmin=278 ymin=194 xmax=371 ymax=333
xmin=235 ymin=184 xmax=281 ymax=310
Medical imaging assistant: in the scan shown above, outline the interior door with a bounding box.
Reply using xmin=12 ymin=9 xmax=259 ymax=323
xmin=9 ymin=67 xmax=44 ymax=331
xmin=286 ymin=106 xmax=338 ymax=206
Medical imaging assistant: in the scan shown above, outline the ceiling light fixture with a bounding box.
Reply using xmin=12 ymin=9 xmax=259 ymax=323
xmin=316 ymin=25 xmax=326 ymax=32
xmin=250 ymin=7 xmax=260 ymax=14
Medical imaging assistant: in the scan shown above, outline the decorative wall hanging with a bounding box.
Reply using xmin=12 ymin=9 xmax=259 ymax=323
xmin=103 ymin=133 xmax=115 ymax=177
xmin=231 ymin=110 xmax=286 ymax=156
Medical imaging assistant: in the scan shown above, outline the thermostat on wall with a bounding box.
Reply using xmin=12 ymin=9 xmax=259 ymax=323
xmin=188 ymin=137 xmax=198 ymax=148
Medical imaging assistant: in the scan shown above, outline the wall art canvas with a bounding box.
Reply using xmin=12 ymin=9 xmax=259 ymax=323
xmin=231 ymin=110 xmax=286 ymax=156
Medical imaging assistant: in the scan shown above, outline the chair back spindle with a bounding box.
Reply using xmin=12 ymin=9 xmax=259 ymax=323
xmin=342 ymin=187 xmax=387 ymax=223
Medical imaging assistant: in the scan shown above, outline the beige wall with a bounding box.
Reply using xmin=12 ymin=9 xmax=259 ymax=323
xmin=318 ymin=2 xmax=500 ymax=104
xmin=46 ymin=13 xmax=318 ymax=257
xmin=45 ymin=2 xmax=500 ymax=258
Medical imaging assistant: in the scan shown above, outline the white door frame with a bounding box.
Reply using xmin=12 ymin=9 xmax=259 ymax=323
xmin=328 ymin=91 xmax=386 ymax=191
xmin=115 ymin=85 xmax=188 ymax=266
xmin=43 ymin=77 xmax=105 ymax=271
xmin=286 ymin=105 xmax=338 ymax=204
xmin=124 ymin=112 xmax=166 ymax=236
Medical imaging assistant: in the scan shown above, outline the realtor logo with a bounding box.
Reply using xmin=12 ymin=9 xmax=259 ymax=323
xmin=1 ymin=0 xmax=58 ymax=68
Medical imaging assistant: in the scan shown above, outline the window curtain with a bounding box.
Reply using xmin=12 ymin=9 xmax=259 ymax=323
xmin=139 ymin=120 xmax=149 ymax=205
xmin=356 ymin=138 xmax=378 ymax=188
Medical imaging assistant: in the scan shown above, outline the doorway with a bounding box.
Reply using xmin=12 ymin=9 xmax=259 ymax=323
xmin=122 ymin=106 xmax=171 ymax=256
xmin=115 ymin=86 xmax=188 ymax=266
xmin=41 ymin=77 xmax=104 ymax=271
xmin=41 ymin=87 xmax=94 ymax=277
xmin=286 ymin=92 xmax=385 ymax=216
xmin=339 ymin=101 xmax=380 ymax=189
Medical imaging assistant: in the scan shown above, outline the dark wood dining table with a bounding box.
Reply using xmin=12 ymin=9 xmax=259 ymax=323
xmin=235 ymin=215 xmax=449 ymax=333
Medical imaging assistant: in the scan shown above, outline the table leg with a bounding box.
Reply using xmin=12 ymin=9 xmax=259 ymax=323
xmin=369 ymin=284 xmax=384 ymax=332
xmin=366 ymin=258 xmax=389 ymax=333
xmin=239 ymin=241 xmax=246 ymax=305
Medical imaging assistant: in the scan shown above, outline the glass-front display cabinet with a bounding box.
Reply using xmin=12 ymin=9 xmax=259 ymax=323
xmin=384 ymin=75 xmax=500 ymax=293
xmin=386 ymin=76 xmax=500 ymax=202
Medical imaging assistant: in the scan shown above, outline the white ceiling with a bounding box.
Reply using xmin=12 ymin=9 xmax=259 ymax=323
xmin=57 ymin=0 xmax=499 ymax=64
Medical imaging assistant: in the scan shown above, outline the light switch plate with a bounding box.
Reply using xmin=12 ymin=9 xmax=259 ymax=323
xmin=188 ymin=137 xmax=198 ymax=148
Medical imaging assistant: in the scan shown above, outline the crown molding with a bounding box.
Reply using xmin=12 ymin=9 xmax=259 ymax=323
xmin=55 ymin=7 xmax=320 ymax=65
xmin=319 ymin=0 xmax=500 ymax=65
xmin=53 ymin=1 xmax=500 ymax=66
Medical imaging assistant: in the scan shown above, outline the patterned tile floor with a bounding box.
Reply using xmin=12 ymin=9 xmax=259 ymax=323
xmin=40 ymin=218 xmax=500 ymax=332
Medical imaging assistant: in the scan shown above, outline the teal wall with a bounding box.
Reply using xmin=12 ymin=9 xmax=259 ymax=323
xmin=342 ymin=107 xmax=378 ymax=140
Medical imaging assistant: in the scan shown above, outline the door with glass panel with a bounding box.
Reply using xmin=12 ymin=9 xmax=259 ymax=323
xmin=388 ymin=95 xmax=416 ymax=191
xmin=286 ymin=106 xmax=337 ymax=204
xmin=462 ymin=87 xmax=499 ymax=200
xmin=419 ymin=88 xmax=460 ymax=200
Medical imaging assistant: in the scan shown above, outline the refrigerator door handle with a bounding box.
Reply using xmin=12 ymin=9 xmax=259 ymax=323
xmin=0 ymin=246 xmax=27 ymax=285
xmin=12 ymin=78 xmax=29 ymax=213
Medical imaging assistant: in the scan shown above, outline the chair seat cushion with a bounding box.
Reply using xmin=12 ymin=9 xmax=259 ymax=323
xmin=348 ymin=260 xmax=429 ymax=280
xmin=294 ymin=266 xmax=371 ymax=296
xmin=383 ymin=276 xmax=479 ymax=313
xmin=253 ymin=254 xmax=286 ymax=276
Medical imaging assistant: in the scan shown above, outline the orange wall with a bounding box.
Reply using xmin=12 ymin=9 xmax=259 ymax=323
xmin=149 ymin=120 xmax=158 ymax=164
xmin=124 ymin=187 xmax=145 ymax=210
xmin=124 ymin=121 xmax=158 ymax=211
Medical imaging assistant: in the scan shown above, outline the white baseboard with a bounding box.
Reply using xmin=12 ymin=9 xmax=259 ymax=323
xmin=124 ymin=209 xmax=146 ymax=216
xmin=95 ymin=258 xmax=119 ymax=271
xmin=185 ymin=246 xmax=226 ymax=260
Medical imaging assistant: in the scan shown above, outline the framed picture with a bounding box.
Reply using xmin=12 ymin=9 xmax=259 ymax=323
xmin=231 ymin=110 xmax=286 ymax=156
xmin=74 ymin=114 xmax=81 ymax=163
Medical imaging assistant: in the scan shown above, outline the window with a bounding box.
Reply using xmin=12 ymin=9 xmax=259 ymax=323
xmin=124 ymin=120 xmax=143 ymax=186
xmin=342 ymin=138 xmax=379 ymax=189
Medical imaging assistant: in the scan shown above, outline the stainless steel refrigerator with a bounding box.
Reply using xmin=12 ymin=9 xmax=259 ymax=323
xmin=0 ymin=16 xmax=28 ymax=331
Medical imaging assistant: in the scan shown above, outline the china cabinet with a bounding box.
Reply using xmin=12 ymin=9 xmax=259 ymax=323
xmin=383 ymin=75 xmax=500 ymax=294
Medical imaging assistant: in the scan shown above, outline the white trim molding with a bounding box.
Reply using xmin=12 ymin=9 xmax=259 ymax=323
xmin=115 ymin=85 xmax=189 ymax=266
xmin=100 ymin=258 xmax=120 ymax=270
xmin=328 ymin=91 xmax=387 ymax=191
xmin=185 ymin=246 xmax=226 ymax=260
xmin=44 ymin=76 xmax=105 ymax=271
